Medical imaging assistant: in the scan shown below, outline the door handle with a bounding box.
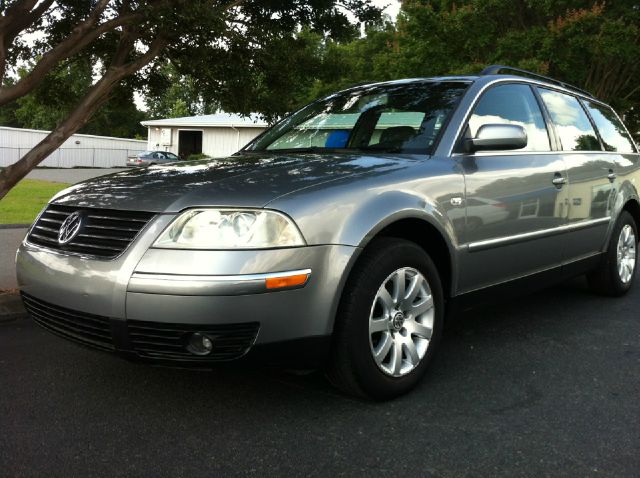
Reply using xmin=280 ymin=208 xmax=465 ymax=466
xmin=607 ymin=169 xmax=616 ymax=182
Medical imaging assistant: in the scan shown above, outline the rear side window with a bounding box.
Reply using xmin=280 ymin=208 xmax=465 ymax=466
xmin=583 ymin=101 xmax=636 ymax=153
xmin=538 ymin=88 xmax=600 ymax=151
xmin=468 ymin=84 xmax=550 ymax=151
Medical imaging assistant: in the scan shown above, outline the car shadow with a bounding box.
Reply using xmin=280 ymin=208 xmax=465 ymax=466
xmin=37 ymin=275 xmax=635 ymax=411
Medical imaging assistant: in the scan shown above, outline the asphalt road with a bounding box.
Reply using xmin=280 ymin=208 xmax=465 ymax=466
xmin=1 ymin=278 xmax=639 ymax=477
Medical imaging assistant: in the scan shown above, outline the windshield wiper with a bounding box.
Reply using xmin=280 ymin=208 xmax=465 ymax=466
xmin=267 ymin=147 xmax=329 ymax=154
xmin=249 ymin=147 xmax=351 ymax=154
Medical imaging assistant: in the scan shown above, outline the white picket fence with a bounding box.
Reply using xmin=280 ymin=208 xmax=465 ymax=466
xmin=0 ymin=147 xmax=147 ymax=168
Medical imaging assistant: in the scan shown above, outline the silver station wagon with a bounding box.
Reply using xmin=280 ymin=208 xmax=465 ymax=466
xmin=17 ymin=66 xmax=639 ymax=399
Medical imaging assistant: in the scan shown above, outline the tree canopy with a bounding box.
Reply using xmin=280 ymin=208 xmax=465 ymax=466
xmin=290 ymin=0 xmax=640 ymax=136
xmin=0 ymin=0 xmax=639 ymax=200
xmin=0 ymin=0 xmax=379 ymax=198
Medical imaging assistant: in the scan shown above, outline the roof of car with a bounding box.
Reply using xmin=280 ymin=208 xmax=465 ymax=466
xmin=345 ymin=66 xmax=593 ymax=100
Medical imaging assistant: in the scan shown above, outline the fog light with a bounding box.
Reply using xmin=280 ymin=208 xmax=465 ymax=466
xmin=186 ymin=332 xmax=214 ymax=356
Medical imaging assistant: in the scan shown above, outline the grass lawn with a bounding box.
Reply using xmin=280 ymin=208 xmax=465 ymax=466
xmin=0 ymin=179 xmax=70 ymax=224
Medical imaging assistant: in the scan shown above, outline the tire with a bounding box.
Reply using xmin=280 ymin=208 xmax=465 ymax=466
xmin=587 ymin=211 xmax=638 ymax=297
xmin=327 ymin=237 xmax=444 ymax=400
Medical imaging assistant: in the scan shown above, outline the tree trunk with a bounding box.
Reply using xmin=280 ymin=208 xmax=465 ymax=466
xmin=0 ymin=39 xmax=165 ymax=200
xmin=0 ymin=88 xmax=111 ymax=199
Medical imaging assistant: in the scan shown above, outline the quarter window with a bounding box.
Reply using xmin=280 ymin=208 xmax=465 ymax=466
xmin=583 ymin=101 xmax=636 ymax=153
xmin=538 ymin=88 xmax=600 ymax=151
xmin=468 ymin=84 xmax=550 ymax=151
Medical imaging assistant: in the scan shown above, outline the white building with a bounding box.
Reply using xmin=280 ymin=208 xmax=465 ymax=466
xmin=0 ymin=126 xmax=147 ymax=168
xmin=141 ymin=113 xmax=268 ymax=159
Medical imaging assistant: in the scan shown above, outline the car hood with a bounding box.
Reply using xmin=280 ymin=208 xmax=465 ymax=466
xmin=51 ymin=153 xmax=412 ymax=212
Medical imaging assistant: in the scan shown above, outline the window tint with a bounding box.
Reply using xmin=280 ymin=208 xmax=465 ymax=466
xmin=538 ymin=88 xmax=600 ymax=151
xmin=584 ymin=101 xmax=635 ymax=153
xmin=267 ymin=113 xmax=359 ymax=150
xmin=469 ymin=84 xmax=550 ymax=151
xmin=249 ymin=81 xmax=469 ymax=154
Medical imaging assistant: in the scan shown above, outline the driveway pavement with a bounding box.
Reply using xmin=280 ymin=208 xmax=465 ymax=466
xmin=0 ymin=228 xmax=26 ymax=289
xmin=26 ymin=168 xmax=123 ymax=184
xmin=1 ymin=277 xmax=638 ymax=477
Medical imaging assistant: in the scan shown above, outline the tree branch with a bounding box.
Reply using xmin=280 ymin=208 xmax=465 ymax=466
xmin=0 ymin=0 xmax=55 ymax=83
xmin=0 ymin=35 xmax=167 ymax=199
xmin=110 ymin=24 xmax=138 ymax=68
xmin=1 ymin=0 xmax=54 ymax=40
xmin=0 ymin=10 xmax=142 ymax=106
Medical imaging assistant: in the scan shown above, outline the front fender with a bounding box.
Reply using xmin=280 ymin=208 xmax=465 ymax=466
xmin=606 ymin=154 xmax=640 ymax=248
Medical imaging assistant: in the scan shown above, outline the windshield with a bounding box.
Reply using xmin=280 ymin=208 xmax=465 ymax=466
xmin=245 ymin=81 xmax=469 ymax=155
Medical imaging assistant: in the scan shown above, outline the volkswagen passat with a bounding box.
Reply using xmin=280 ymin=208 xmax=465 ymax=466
xmin=17 ymin=66 xmax=640 ymax=399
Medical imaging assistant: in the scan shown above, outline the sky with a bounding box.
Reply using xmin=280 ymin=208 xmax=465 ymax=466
xmin=373 ymin=0 xmax=401 ymax=20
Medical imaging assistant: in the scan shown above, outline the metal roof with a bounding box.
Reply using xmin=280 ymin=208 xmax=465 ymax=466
xmin=141 ymin=113 xmax=268 ymax=128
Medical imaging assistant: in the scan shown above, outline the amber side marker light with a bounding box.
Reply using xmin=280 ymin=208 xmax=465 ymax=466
xmin=265 ymin=272 xmax=310 ymax=290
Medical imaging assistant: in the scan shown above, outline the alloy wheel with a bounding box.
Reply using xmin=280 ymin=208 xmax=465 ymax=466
xmin=368 ymin=267 xmax=434 ymax=377
xmin=617 ymin=224 xmax=637 ymax=284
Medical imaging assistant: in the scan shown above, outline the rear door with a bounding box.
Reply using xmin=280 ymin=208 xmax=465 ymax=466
xmin=537 ymin=88 xmax=617 ymax=262
xmin=456 ymin=83 xmax=568 ymax=292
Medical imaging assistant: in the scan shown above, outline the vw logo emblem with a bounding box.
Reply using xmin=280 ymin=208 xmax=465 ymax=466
xmin=57 ymin=211 xmax=84 ymax=244
xmin=392 ymin=312 xmax=405 ymax=331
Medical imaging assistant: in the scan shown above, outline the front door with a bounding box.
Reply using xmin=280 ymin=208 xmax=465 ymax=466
xmin=456 ymin=83 xmax=568 ymax=293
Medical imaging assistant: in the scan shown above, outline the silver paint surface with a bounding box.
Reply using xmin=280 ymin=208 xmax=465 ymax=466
xmin=15 ymin=74 xmax=640 ymax=347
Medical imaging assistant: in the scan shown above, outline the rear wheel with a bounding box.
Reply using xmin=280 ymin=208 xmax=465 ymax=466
xmin=327 ymin=238 xmax=444 ymax=400
xmin=587 ymin=211 xmax=638 ymax=296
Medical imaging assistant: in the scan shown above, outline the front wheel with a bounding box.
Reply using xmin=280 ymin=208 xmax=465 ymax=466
xmin=327 ymin=238 xmax=444 ymax=400
xmin=587 ymin=211 xmax=638 ymax=296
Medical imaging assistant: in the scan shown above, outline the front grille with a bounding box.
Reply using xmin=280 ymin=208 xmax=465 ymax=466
xmin=21 ymin=293 xmax=114 ymax=351
xmin=128 ymin=320 xmax=260 ymax=361
xmin=21 ymin=293 xmax=260 ymax=361
xmin=27 ymin=204 xmax=155 ymax=259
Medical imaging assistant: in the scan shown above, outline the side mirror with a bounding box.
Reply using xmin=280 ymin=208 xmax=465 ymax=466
xmin=464 ymin=124 xmax=527 ymax=153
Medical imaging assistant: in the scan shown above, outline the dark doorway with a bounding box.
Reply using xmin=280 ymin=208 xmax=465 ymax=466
xmin=178 ymin=130 xmax=203 ymax=159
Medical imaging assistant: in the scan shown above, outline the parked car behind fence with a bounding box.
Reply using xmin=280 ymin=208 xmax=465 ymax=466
xmin=126 ymin=151 xmax=181 ymax=167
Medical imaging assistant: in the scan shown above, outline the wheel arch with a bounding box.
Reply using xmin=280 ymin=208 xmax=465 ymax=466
xmin=326 ymin=213 xmax=456 ymax=338
xmin=350 ymin=213 xmax=457 ymax=300
xmin=622 ymin=197 xmax=640 ymax=229
xmin=364 ymin=216 xmax=456 ymax=299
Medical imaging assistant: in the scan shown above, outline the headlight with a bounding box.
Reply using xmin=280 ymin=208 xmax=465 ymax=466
xmin=153 ymin=209 xmax=305 ymax=249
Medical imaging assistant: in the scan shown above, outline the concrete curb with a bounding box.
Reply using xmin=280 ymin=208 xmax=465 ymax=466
xmin=0 ymin=224 xmax=30 ymax=229
xmin=0 ymin=293 xmax=26 ymax=322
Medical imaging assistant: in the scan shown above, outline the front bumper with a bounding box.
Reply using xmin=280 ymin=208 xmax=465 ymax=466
xmin=16 ymin=218 xmax=359 ymax=364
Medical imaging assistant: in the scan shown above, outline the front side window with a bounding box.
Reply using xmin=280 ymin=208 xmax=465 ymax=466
xmin=468 ymin=83 xmax=550 ymax=151
xmin=246 ymin=81 xmax=469 ymax=155
xmin=538 ymin=88 xmax=600 ymax=151
xmin=583 ymin=101 xmax=636 ymax=153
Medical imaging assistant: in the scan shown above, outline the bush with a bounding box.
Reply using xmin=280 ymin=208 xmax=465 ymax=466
xmin=186 ymin=153 xmax=209 ymax=161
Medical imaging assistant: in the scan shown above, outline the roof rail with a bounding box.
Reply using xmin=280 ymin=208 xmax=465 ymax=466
xmin=480 ymin=65 xmax=593 ymax=98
